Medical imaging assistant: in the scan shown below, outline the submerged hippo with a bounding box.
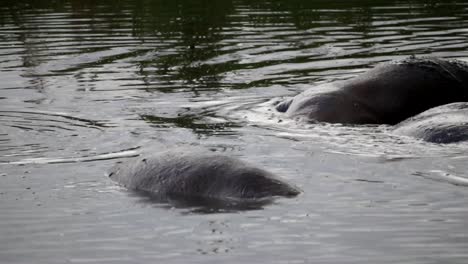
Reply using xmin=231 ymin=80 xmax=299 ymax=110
xmin=276 ymin=57 xmax=468 ymax=125
xmin=108 ymin=150 xmax=300 ymax=205
xmin=394 ymin=102 xmax=468 ymax=144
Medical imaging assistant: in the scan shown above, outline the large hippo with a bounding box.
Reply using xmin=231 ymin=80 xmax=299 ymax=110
xmin=394 ymin=102 xmax=468 ymax=144
xmin=276 ymin=57 xmax=468 ymax=125
xmin=108 ymin=150 xmax=300 ymax=206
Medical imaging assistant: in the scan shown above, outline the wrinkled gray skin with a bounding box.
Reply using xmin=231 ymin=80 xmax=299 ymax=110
xmin=277 ymin=57 xmax=468 ymax=125
xmin=108 ymin=150 xmax=300 ymax=202
xmin=394 ymin=102 xmax=468 ymax=144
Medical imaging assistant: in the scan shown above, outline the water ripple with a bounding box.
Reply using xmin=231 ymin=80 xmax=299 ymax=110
xmin=2 ymin=1 xmax=468 ymax=263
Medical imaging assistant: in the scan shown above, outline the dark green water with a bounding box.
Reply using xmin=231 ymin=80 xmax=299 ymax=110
xmin=2 ymin=1 xmax=468 ymax=263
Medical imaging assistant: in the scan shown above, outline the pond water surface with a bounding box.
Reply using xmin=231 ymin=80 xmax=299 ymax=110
xmin=2 ymin=0 xmax=468 ymax=263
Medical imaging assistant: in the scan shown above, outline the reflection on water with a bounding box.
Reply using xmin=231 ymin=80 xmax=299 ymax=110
xmin=129 ymin=189 xmax=278 ymax=214
xmin=2 ymin=0 xmax=468 ymax=263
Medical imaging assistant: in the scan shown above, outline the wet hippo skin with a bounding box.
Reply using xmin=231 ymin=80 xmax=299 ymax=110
xmin=277 ymin=57 xmax=468 ymax=125
xmin=394 ymin=102 xmax=468 ymax=144
xmin=108 ymin=150 xmax=300 ymax=204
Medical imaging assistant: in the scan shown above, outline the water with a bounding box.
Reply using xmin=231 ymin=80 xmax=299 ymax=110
xmin=2 ymin=0 xmax=468 ymax=263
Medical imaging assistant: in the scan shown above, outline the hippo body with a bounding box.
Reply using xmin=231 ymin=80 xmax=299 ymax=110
xmin=277 ymin=57 xmax=468 ymax=125
xmin=108 ymin=150 xmax=300 ymax=204
xmin=394 ymin=102 xmax=468 ymax=144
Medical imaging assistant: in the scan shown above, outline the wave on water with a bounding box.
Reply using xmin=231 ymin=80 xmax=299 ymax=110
xmin=212 ymin=96 xmax=468 ymax=159
xmin=0 ymin=110 xmax=138 ymax=164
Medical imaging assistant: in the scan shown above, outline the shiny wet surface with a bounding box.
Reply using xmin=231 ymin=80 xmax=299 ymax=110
xmin=2 ymin=0 xmax=468 ymax=263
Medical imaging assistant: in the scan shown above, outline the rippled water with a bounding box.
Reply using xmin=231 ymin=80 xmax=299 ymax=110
xmin=2 ymin=0 xmax=468 ymax=263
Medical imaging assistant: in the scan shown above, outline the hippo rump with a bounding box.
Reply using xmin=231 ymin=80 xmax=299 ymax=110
xmin=393 ymin=102 xmax=468 ymax=144
xmin=276 ymin=57 xmax=468 ymax=125
xmin=108 ymin=150 xmax=300 ymax=207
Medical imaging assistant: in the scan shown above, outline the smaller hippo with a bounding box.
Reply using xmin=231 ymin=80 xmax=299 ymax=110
xmin=394 ymin=102 xmax=468 ymax=144
xmin=108 ymin=150 xmax=300 ymax=206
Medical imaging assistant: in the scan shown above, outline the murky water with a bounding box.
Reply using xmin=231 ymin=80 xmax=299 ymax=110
xmin=2 ymin=0 xmax=468 ymax=263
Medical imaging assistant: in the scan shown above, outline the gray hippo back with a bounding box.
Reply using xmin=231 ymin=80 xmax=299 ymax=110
xmin=108 ymin=150 xmax=300 ymax=203
xmin=394 ymin=102 xmax=468 ymax=143
xmin=277 ymin=57 xmax=468 ymax=125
